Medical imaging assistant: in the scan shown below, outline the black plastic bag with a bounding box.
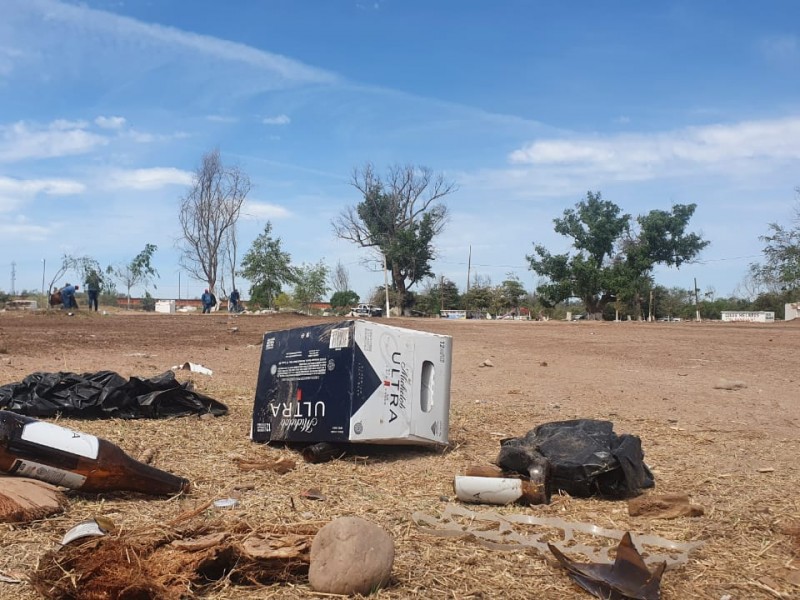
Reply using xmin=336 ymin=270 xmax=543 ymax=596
xmin=0 ymin=370 xmax=228 ymax=419
xmin=497 ymin=419 xmax=654 ymax=499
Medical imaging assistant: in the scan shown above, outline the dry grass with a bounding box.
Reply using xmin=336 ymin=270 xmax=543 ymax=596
xmin=0 ymin=311 xmax=799 ymax=599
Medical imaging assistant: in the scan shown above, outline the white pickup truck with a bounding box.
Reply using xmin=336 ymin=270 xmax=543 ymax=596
xmin=349 ymin=303 xmax=383 ymax=317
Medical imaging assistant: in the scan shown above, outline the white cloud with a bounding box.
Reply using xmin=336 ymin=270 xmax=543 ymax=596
xmin=125 ymin=128 xmax=190 ymax=143
xmin=0 ymin=175 xmax=85 ymax=196
xmin=95 ymin=115 xmax=127 ymax=129
xmin=0 ymin=215 xmax=51 ymax=240
xmin=206 ymin=115 xmax=239 ymax=123
xmin=0 ymin=175 xmax=84 ymax=212
xmin=508 ymin=116 xmax=800 ymax=182
xmin=262 ymin=114 xmax=291 ymax=126
xmin=17 ymin=0 xmax=339 ymax=84
xmin=0 ymin=45 xmax=25 ymax=76
xmin=242 ymin=201 xmax=291 ymax=220
xmin=104 ymin=167 xmax=193 ymax=190
xmin=758 ymin=34 xmax=800 ymax=65
xmin=0 ymin=120 xmax=108 ymax=162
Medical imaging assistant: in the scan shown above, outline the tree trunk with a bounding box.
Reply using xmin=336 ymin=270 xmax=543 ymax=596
xmin=392 ymin=267 xmax=408 ymax=309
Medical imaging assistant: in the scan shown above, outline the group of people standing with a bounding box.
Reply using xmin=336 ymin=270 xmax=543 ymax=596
xmin=56 ymin=270 xmax=103 ymax=311
xmin=201 ymin=288 xmax=241 ymax=313
xmin=56 ymin=273 xmax=242 ymax=314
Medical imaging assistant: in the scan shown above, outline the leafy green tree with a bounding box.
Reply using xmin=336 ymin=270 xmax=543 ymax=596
xmin=430 ymin=277 xmax=461 ymax=312
xmin=141 ymin=291 xmax=156 ymax=312
xmin=751 ymin=290 xmax=793 ymax=318
xmin=268 ymin=292 xmax=292 ymax=310
xmin=111 ymin=244 xmax=159 ymax=309
xmin=528 ymin=191 xmax=708 ymax=319
xmin=749 ymin=198 xmax=800 ymax=297
xmin=239 ymin=222 xmax=296 ymax=309
xmin=624 ymin=204 xmax=710 ymax=316
xmin=462 ymin=283 xmax=493 ymax=315
xmin=652 ymin=285 xmax=693 ymax=320
xmin=330 ymin=290 xmax=360 ymax=312
xmin=701 ymin=295 xmax=750 ymax=320
xmin=332 ymin=163 xmax=456 ymax=311
xmin=500 ymin=274 xmax=527 ymax=314
xmin=367 ymin=285 xmax=402 ymax=312
xmin=293 ymin=261 xmax=330 ymax=313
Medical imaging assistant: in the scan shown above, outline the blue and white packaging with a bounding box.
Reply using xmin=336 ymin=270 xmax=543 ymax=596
xmin=251 ymin=320 xmax=452 ymax=446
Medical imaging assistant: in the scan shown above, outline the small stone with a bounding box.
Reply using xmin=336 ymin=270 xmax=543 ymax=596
xmin=309 ymin=516 xmax=394 ymax=595
xmin=482 ymin=359 xmax=494 ymax=367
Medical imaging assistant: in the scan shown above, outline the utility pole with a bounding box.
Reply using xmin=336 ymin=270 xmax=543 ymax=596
xmin=10 ymin=261 xmax=16 ymax=296
xmin=41 ymin=258 xmax=46 ymax=298
xmin=694 ymin=277 xmax=701 ymax=322
xmin=382 ymin=252 xmax=390 ymax=318
xmin=466 ymin=245 xmax=472 ymax=293
xmin=648 ymin=289 xmax=654 ymax=322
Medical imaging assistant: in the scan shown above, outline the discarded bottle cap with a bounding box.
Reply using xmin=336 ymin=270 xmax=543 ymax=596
xmin=213 ymin=498 xmax=239 ymax=509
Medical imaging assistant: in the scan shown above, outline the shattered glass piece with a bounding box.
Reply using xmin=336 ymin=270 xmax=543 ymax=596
xmin=548 ymin=532 xmax=666 ymax=600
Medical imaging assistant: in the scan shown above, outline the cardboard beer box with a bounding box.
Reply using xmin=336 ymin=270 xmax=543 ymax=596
xmin=251 ymin=320 xmax=452 ymax=446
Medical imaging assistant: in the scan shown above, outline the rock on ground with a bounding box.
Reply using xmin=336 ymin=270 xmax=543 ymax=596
xmin=309 ymin=516 xmax=394 ymax=595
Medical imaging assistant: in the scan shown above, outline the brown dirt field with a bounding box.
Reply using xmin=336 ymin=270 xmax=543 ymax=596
xmin=1 ymin=309 xmax=799 ymax=599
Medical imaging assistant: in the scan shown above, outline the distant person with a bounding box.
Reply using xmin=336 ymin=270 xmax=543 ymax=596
xmin=229 ymin=288 xmax=241 ymax=313
xmin=60 ymin=283 xmax=78 ymax=309
xmin=201 ymin=289 xmax=213 ymax=314
xmin=85 ymin=269 xmax=103 ymax=312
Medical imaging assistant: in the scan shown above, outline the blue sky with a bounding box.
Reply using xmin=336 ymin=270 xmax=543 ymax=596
xmin=2 ymin=0 xmax=799 ymax=302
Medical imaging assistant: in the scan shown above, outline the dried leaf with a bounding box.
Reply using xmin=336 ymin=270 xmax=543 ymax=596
xmin=300 ymin=488 xmax=326 ymax=501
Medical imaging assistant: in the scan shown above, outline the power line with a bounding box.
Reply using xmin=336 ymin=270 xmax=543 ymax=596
xmin=693 ymin=254 xmax=762 ymax=264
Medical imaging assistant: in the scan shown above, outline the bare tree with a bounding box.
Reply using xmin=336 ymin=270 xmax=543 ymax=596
xmin=178 ymin=149 xmax=250 ymax=295
xmin=331 ymin=260 xmax=351 ymax=294
xmin=332 ymin=163 xmax=456 ymax=309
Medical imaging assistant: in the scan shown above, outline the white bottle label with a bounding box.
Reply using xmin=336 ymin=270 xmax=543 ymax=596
xmin=20 ymin=421 xmax=99 ymax=459
xmin=12 ymin=459 xmax=87 ymax=489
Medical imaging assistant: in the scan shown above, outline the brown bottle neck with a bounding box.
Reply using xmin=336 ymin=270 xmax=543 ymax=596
xmin=90 ymin=439 xmax=190 ymax=495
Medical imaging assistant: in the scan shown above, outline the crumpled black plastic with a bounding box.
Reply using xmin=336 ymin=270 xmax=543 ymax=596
xmin=497 ymin=419 xmax=654 ymax=499
xmin=0 ymin=370 xmax=228 ymax=419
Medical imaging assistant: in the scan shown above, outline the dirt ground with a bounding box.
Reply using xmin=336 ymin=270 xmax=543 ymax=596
xmin=0 ymin=309 xmax=798 ymax=599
